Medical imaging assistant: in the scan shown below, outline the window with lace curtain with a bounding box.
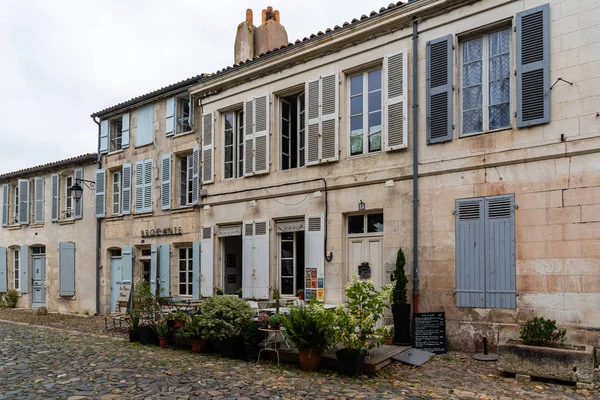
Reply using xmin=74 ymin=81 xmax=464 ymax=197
xmin=460 ymin=28 xmax=511 ymax=136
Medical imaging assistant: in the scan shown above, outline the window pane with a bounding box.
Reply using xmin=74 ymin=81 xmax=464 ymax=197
xmin=188 ymin=272 xmax=193 ymax=282
xmin=463 ymin=109 xmax=483 ymax=134
xmin=224 ymin=163 xmax=233 ymax=179
xmin=367 ymin=213 xmax=384 ymax=233
xmin=350 ymin=96 xmax=363 ymax=115
xmin=348 ymin=215 xmax=364 ymax=234
xmin=282 ymin=137 xmax=290 ymax=152
xmin=368 ymin=132 xmax=381 ymax=152
xmin=179 ymin=272 xmax=186 ymax=282
xmin=489 ymin=80 xmax=510 ymax=105
xmin=350 ymin=75 xmax=363 ymax=96
xmin=489 ymin=29 xmax=510 ymax=56
xmin=489 ymin=103 xmax=511 ymax=130
xmin=224 ymin=113 xmax=234 ymax=130
xmin=463 ymin=37 xmax=482 ymax=63
xmin=463 ymin=61 xmax=482 ymax=87
xmin=281 ymin=242 xmax=294 ymax=258
xmin=225 ymin=130 xmax=233 ymax=146
xmin=368 ymin=91 xmax=381 ymax=113
xmin=224 ymin=146 xmax=233 ymax=162
xmin=368 ymin=111 xmax=381 ymax=134
xmin=368 ymin=69 xmax=382 ymax=91
xmin=281 ymin=278 xmax=294 ymax=296
xmin=463 ymin=85 xmax=482 ymax=111
xmin=350 ymin=115 xmax=363 ymax=135
xmin=180 ymin=284 xmax=186 ymax=295
xmin=350 ymin=135 xmax=363 ymax=156
xmin=281 ymin=232 xmax=293 ymax=241
xmin=489 ymin=54 xmax=510 ymax=81
xmin=281 ymin=260 xmax=294 ymax=277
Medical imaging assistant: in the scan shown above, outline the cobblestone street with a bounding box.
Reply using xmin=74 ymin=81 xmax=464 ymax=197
xmin=0 ymin=321 xmax=598 ymax=399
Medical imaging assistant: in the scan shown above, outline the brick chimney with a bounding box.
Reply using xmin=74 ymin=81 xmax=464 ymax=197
xmin=234 ymin=9 xmax=255 ymax=64
xmin=254 ymin=6 xmax=288 ymax=56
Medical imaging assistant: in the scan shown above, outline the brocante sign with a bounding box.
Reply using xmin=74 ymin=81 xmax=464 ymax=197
xmin=141 ymin=227 xmax=183 ymax=238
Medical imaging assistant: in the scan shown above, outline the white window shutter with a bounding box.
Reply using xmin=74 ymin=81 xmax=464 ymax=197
xmin=100 ymin=120 xmax=109 ymax=154
xmin=243 ymin=100 xmax=254 ymax=177
xmin=165 ymin=97 xmax=175 ymax=136
xmin=34 ymin=177 xmax=45 ymax=224
xmin=134 ymin=160 xmax=144 ymax=213
xmin=150 ymin=244 xmax=158 ymax=295
xmin=200 ymin=226 xmax=214 ymax=298
xmin=51 ymin=174 xmax=59 ymax=222
xmin=158 ymin=243 xmax=170 ymax=297
xmin=18 ymin=179 xmax=29 ymax=225
xmin=95 ymin=169 xmax=106 ymax=218
xmin=242 ymin=221 xmax=254 ymax=298
xmin=252 ymin=220 xmax=269 ymax=299
xmin=1 ymin=184 xmax=8 ymax=227
xmin=253 ymin=95 xmax=270 ymax=175
xmin=188 ymin=94 xmax=195 ymax=128
xmin=0 ymin=247 xmax=6 ymax=292
xmin=143 ymin=159 xmax=153 ymax=213
xmin=121 ymin=113 xmax=130 ymax=148
xmin=201 ymin=113 xmax=214 ymax=184
xmin=320 ymin=73 xmax=339 ymax=162
xmin=192 ymin=241 xmax=200 ymax=300
xmin=121 ymin=163 xmax=132 ymax=215
xmin=74 ymin=168 xmax=83 ymax=219
xmin=160 ymin=154 xmax=171 ymax=210
xmin=305 ymin=79 xmax=320 ymax=166
xmin=384 ymin=50 xmax=408 ymax=151
xmin=305 ymin=214 xmax=325 ymax=281
xmin=192 ymin=145 xmax=200 ymax=205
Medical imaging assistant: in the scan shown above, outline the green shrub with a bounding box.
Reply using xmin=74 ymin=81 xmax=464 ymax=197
xmin=520 ymin=317 xmax=566 ymax=347
xmin=241 ymin=321 xmax=261 ymax=345
xmin=0 ymin=289 xmax=19 ymax=308
xmin=182 ymin=315 xmax=206 ymax=341
xmin=391 ymin=248 xmax=408 ymax=305
xmin=201 ymin=296 xmax=254 ymax=341
xmin=281 ymin=302 xmax=335 ymax=357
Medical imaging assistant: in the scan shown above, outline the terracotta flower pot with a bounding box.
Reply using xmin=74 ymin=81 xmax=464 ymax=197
xmin=174 ymin=320 xmax=186 ymax=328
xmin=159 ymin=337 xmax=168 ymax=348
xmin=298 ymin=348 xmax=322 ymax=371
xmin=191 ymin=340 xmax=207 ymax=353
xmin=385 ymin=337 xmax=394 ymax=345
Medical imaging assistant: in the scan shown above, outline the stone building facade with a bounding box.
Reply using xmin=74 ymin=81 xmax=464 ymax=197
xmin=92 ymin=0 xmax=600 ymax=349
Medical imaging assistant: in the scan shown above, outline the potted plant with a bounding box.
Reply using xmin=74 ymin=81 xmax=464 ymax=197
xmin=155 ymin=320 xmax=170 ymax=348
xmin=268 ymin=314 xmax=282 ymax=330
xmin=134 ymin=280 xmax=161 ymax=346
xmin=281 ymin=302 xmax=335 ymax=371
xmin=182 ymin=315 xmax=207 ymax=353
xmin=236 ymin=288 xmax=243 ymax=298
xmin=215 ymin=287 xmax=224 ymax=296
xmin=257 ymin=312 xmax=270 ymax=329
xmin=380 ymin=325 xmax=395 ymax=345
xmin=297 ymin=288 xmax=304 ymax=301
xmin=390 ymin=248 xmax=411 ymax=345
xmin=498 ymin=317 xmax=595 ymax=384
xmin=173 ymin=310 xmax=189 ymax=328
xmin=201 ymin=295 xmax=254 ymax=359
xmin=128 ymin=309 xmax=141 ymax=342
xmin=241 ymin=321 xmax=262 ymax=361
xmin=165 ymin=312 xmax=175 ymax=328
xmin=333 ymin=274 xmax=388 ymax=376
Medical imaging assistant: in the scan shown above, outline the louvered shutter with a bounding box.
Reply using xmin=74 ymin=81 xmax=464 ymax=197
xmin=134 ymin=161 xmax=143 ymax=213
xmin=18 ymin=179 xmax=29 ymax=225
xmin=1 ymin=184 xmax=8 ymax=227
xmin=100 ymin=120 xmax=109 ymax=154
xmin=201 ymin=113 xmax=214 ymax=184
xmin=0 ymin=247 xmax=6 ymax=292
xmin=51 ymin=174 xmax=59 ymax=222
xmin=252 ymin=220 xmax=269 ymax=299
xmin=243 ymin=100 xmax=254 ymax=176
xmin=74 ymin=168 xmax=83 ymax=219
xmin=95 ymin=169 xmax=106 ymax=218
xmin=59 ymin=242 xmax=76 ymax=296
xmin=192 ymin=241 xmax=200 ymax=300
xmin=242 ymin=221 xmax=254 ymax=298
xmin=305 ymin=214 xmax=325 ymax=281
xmin=144 ymin=159 xmax=153 ymax=212
xmin=426 ymin=35 xmax=453 ymax=144
xmin=200 ymin=226 xmax=214 ymax=297
xmin=122 ymin=246 xmax=133 ymax=283
xmin=253 ymin=95 xmax=270 ymax=175
xmin=305 ymin=79 xmax=320 ymax=166
xmin=159 ymin=243 xmax=170 ymax=297
xmin=165 ymin=97 xmax=175 ymax=136
xmin=192 ymin=145 xmax=200 ymax=204
xmin=121 ymin=113 xmax=130 ymax=148
xmin=321 ymin=73 xmax=339 ymax=162
xmin=188 ymin=94 xmax=195 ymax=128
xmin=516 ymin=4 xmax=550 ymax=127
xmin=34 ymin=177 xmax=44 ymax=224
xmin=455 ymin=198 xmax=485 ymax=308
xmin=485 ymin=195 xmax=516 ymax=308
xmin=384 ymin=50 xmax=408 ymax=150
xmin=121 ymin=164 xmax=131 ymax=215
xmin=150 ymin=244 xmax=158 ymax=295
xmin=161 ymin=154 xmax=171 ymax=210
xmin=20 ymin=245 xmax=29 ymax=294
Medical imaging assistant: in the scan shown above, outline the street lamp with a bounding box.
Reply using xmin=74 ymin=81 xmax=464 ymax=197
xmin=71 ymin=179 xmax=95 ymax=202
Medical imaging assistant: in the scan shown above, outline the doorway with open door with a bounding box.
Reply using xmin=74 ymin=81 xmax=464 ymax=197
xmin=219 ymin=225 xmax=243 ymax=295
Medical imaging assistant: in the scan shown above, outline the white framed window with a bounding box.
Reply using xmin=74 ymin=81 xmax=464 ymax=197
xmin=347 ymin=213 xmax=384 ymax=235
xmin=179 ymin=155 xmax=194 ymax=206
xmin=112 ymin=171 xmax=121 ymax=215
xmin=280 ymin=92 xmax=306 ymax=170
xmin=223 ymin=110 xmax=244 ymax=179
xmin=460 ymin=27 xmax=511 ymax=136
xmin=13 ymin=248 xmax=20 ymax=291
xmin=176 ymin=95 xmax=193 ymax=134
xmin=65 ymin=175 xmax=74 ymax=219
xmin=278 ymin=230 xmax=305 ymax=297
xmin=179 ymin=247 xmax=193 ymax=296
xmin=109 ymin=118 xmax=123 ymax=152
xmin=349 ymin=68 xmax=382 ymax=156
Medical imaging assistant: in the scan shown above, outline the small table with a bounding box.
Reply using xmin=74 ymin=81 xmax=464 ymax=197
xmin=257 ymin=328 xmax=287 ymax=365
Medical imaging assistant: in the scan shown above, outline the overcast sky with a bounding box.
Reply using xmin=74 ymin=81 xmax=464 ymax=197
xmin=0 ymin=0 xmax=392 ymax=174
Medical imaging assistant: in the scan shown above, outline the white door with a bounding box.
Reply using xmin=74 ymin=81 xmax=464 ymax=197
xmin=347 ymin=237 xmax=383 ymax=290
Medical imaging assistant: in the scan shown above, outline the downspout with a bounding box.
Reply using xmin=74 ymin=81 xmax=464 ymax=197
xmin=92 ymin=116 xmax=102 ymax=316
xmin=412 ymin=18 xmax=420 ymax=314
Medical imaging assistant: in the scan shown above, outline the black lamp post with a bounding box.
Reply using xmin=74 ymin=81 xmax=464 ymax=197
xmin=71 ymin=179 xmax=95 ymax=202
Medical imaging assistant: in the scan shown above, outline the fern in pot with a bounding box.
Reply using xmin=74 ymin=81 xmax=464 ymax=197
xmin=182 ymin=315 xmax=208 ymax=353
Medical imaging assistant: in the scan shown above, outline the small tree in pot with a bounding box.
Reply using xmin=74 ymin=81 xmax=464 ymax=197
xmin=390 ymin=248 xmax=411 ymax=345
xmin=128 ymin=309 xmax=141 ymax=342
xmin=182 ymin=315 xmax=208 ymax=353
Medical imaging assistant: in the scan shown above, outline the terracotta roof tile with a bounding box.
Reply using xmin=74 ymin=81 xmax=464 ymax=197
xmin=0 ymin=153 xmax=98 ymax=180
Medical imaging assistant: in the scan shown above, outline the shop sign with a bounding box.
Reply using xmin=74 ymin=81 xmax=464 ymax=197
xmin=141 ymin=227 xmax=183 ymax=238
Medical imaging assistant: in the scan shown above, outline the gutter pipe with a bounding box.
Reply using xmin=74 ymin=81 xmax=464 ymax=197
xmin=412 ymin=18 xmax=420 ymax=314
xmin=92 ymin=116 xmax=101 ymax=316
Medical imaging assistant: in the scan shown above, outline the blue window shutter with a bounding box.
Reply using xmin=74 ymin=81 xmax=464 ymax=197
xmin=192 ymin=241 xmax=200 ymax=300
xmin=516 ymin=4 xmax=550 ymax=127
xmin=150 ymin=244 xmax=158 ymax=295
xmin=74 ymin=168 xmax=83 ymax=219
xmin=192 ymin=145 xmax=200 ymax=204
xmin=165 ymin=97 xmax=175 ymax=136
xmin=121 ymin=163 xmax=132 ymax=215
xmin=18 ymin=179 xmax=30 ymax=225
xmin=20 ymin=245 xmax=29 ymax=294
xmin=0 ymin=247 xmax=7 ymax=292
xmin=161 ymin=154 xmax=172 ymax=210
xmin=485 ymin=195 xmax=516 ymax=309
xmin=159 ymin=243 xmax=170 ymax=297
xmin=123 ymin=246 xmax=133 ymax=283
xmin=95 ymin=169 xmax=106 ymax=218
xmin=455 ymin=198 xmax=485 ymax=308
xmin=200 ymin=226 xmax=214 ymax=298
xmin=143 ymin=159 xmax=153 ymax=213
xmin=59 ymin=242 xmax=76 ymax=296
xmin=34 ymin=177 xmax=44 ymax=224
xmin=136 ymin=104 xmax=154 ymax=146
xmin=426 ymin=35 xmax=453 ymax=144
xmin=134 ymin=160 xmax=143 ymax=213
xmin=100 ymin=120 xmax=109 ymax=154
xmin=121 ymin=113 xmax=130 ymax=148
xmin=201 ymin=114 xmax=214 ymax=184
xmin=2 ymin=184 xmax=9 ymax=227
xmin=51 ymin=174 xmax=59 ymax=222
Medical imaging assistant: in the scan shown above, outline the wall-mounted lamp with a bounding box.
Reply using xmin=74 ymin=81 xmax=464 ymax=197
xmin=71 ymin=179 xmax=96 ymax=202
xmin=385 ymin=180 xmax=395 ymax=188
xmin=313 ymin=190 xmax=322 ymax=198
xmin=248 ymin=200 xmax=258 ymax=208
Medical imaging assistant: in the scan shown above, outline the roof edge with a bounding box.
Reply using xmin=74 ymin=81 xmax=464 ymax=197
xmin=0 ymin=154 xmax=98 ymax=181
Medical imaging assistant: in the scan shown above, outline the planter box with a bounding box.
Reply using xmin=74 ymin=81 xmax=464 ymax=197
xmin=498 ymin=340 xmax=595 ymax=384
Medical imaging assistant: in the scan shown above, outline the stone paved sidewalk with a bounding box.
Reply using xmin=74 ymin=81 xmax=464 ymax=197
xmin=0 ymin=321 xmax=598 ymax=399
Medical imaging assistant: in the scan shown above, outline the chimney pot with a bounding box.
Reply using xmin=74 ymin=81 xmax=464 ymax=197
xmin=262 ymin=9 xmax=267 ymax=24
xmin=246 ymin=9 xmax=253 ymax=24
xmin=274 ymin=10 xmax=280 ymax=23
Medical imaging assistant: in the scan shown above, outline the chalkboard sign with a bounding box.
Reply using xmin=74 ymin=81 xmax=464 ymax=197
xmin=414 ymin=312 xmax=447 ymax=354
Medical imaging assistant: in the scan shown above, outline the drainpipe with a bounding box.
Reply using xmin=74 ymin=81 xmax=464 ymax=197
xmin=92 ymin=116 xmax=102 ymax=316
xmin=412 ymin=18 xmax=420 ymax=314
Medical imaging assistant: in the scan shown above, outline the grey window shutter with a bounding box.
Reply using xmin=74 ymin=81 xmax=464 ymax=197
xmin=253 ymin=94 xmax=270 ymax=174
xmin=484 ymin=194 xmax=516 ymax=309
xmin=136 ymin=104 xmax=154 ymax=147
xmin=100 ymin=120 xmax=109 ymax=154
xmin=34 ymin=177 xmax=45 ymax=224
xmin=51 ymin=174 xmax=59 ymax=222
xmin=0 ymin=247 xmax=6 ymax=292
xmin=188 ymin=94 xmax=195 ymax=129
xmin=73 ymin=168 xmax=83 ymax=219
xmin=121 ymin=163 xmax=132 ymax=215
xmin=192 ymin=145 xmax=200 ymax=204
xmin=192 ymin=241 xmax=200 ymax=300
xmin=150 ymin=244 xmax=158 ymax=295
xmin=159 ymin=243 xmax=170 ymax=297
xmin=143 ymin=159 xmax=153 ymax=212
xmin=455 ymin=198 xmax=485 ymax=308
xmin=18 ymin=179 xmax=29 ymax=225
xmin=243 ymin=99 xmax=254 ymax=176
xmin=516 ymin=4 xmax=550 ymax=127
xmin=201 ymin=113 xmax=214 ymax=184
xmin=160 ymin=154 xmax=172 ymax=210
xmin=321 ymin=73 xmax=339 ymax=162
xmin=134 ymin=161 xmax=143 ymax=213
xmin=20 ymin=245 xmax=29 ymax=294
xmin=2 ymin=184 xmax=9 ymax=227
xmin=242 ymin=221 xmax=254 ymax=299
xmin=59 ymin=242 xmax=76 ymax=296
xmin=384 ymin=50 xmax=408 ymax=151
xmin=94 ymin=169 xmax=106 ymax=218
xmin=426 ymin=35 xmax=453 ymax=144
xmin=305 ymin=79 xmax=320 ymax=166
xmin=121 ymin=113 xmax=130 ymax=148
xmin=123 ymin=246 xmax=133 ymax=283
xmin=165 ymin=97 xmax=175 ymax=136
